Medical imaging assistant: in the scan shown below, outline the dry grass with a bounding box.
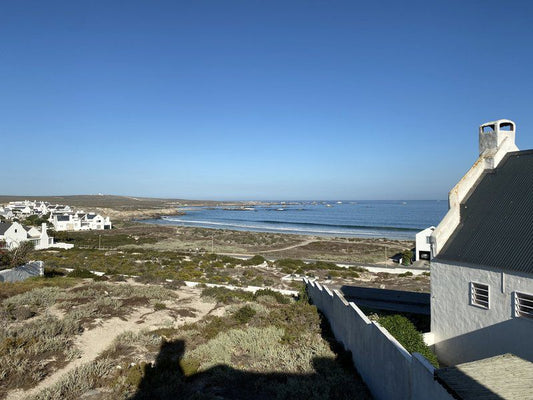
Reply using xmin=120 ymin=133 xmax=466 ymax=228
xmin=78 ymin=289 xmax=373 ymax=399
xmin=0 ymin=279 xmax=178 ymax=398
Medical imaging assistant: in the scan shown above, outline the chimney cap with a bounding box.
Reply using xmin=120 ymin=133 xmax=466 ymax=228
xmin=480 ymin=119 xmax=515 ymax=132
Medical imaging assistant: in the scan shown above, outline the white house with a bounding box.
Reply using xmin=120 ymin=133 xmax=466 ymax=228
xmin=429 ymin=119 xmax=533 ymax=366
xmin=0 ymin=222 xmax=61 ymax=250
xmin=0 ymin=222 xmax=28 ymax=249
xmin=415 ymin=226 xmax=435 ymax=261
xmin=51 ymin=212 xmax=112 ymax=231
xmin=0 ymin=207 xmax=14 ymax=220
xmin=82 ymin=213 xmax=112 ymax=230
xmin=51 ymin=213 xmax=81 ymax=231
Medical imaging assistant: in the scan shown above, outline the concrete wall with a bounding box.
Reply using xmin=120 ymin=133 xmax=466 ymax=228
xmin=305 ymin=279 xmax=453 ymax=400
xmin=0 ymin=261 xmax=44 ymax=282
xmin=431 ymin=260 xmax=533 ymax=365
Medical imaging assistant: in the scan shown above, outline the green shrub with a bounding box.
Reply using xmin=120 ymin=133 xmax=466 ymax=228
xmin=296 ymin=283 xmax=309 ymax=304
xmin=398 ymin=271 xmax=413 ymax=277
xmin=275 ymin=259 xmax=306 ymax=273
xmin=233 ymin=305 xmax=256 ymax=324
xmin=377 ymin=314 xmax=439 ymax=367
xmin=401 ymin=249 xmax=413 ymax=266
xmin=253 ymin=289 xmax=290 ymax=304
xmin=153 ymin=302 xmax=167 ymax=311
xmin=179 ymin=357 xmax=199 ymax=376
xmin=242 ymin=255 xmax=266 ymax=266
xmin=67 ymin=268 xmax=96 ymax=278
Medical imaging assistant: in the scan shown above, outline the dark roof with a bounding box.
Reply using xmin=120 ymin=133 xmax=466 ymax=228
xmin=0 ymin=222 xmax=11 ymax=235
xmin=437 ymin=150 xmax=533 ymax=274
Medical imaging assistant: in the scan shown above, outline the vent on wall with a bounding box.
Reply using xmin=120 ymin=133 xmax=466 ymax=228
xmin=470 ymin=282 xmax=489 ymax=309
xmin=514 ymin=292 xmax=533 ymax=319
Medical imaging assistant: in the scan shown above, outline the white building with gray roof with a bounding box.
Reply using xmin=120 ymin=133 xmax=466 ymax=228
xmin=429 ymin=120 xmax=533 ymax=366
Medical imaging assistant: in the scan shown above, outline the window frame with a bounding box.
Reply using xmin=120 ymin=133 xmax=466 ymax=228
xmin=514 ymin=291 xmax=533 ymax=320
xmin=470 ymin=282 xmax=490 ymax=310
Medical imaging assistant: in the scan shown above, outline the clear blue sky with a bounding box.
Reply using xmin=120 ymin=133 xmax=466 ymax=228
xmin=1 ymin=1 xmax=532 ymax=200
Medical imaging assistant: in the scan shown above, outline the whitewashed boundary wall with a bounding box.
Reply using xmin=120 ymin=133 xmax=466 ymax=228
xmin=0 ymin=261 xmax=44 ymax=282
xmin=305 ymin=278 xmax=452 ymax=400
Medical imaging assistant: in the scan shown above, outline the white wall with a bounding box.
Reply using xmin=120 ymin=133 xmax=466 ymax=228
xmin=306 ymin=279 xmax=453 ymax=400
xmin=431 ymin=260 xmax=533 ymax=365
xmin=3 ymin=222 xmax=28 ymax=248
xmin=415 ymin=227 xmax=434 ymax=261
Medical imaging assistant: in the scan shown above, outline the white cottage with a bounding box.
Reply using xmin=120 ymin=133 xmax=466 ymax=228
xmin=429 ymin=120 xmax=533 ymax=366
xmin=415 ymin=226 xmax=435 ymax=261
xmin=0 ymin=222 xmax=28 ymax=249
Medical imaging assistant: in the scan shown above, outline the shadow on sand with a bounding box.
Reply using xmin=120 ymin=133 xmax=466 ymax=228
xmin=129 ymin=315 xmax=372 ymax=400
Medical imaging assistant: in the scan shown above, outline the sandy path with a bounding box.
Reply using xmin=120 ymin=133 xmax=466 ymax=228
xmin=6 ymin=287 xmax=215 ymax=400
xmin=258 ymin=238 xmax=315 ymax=253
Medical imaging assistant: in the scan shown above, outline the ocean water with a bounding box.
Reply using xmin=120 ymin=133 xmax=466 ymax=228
xmin=143 ymin=200 xmax=448 ymax=240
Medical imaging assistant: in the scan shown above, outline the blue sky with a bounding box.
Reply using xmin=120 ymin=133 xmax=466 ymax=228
xmin=1 ymin=1 xmax=532 ymax=200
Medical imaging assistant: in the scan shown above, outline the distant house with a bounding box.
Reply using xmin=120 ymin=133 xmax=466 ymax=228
xmin=429 ymin=119 xmax=533 ymax=366
xmin=82 ymin=213 xmax=112 ymax=230
xmin=415 ymin=226 xmax=434 ymax=261
xmin=51 ymin=213 xmax=81 ymax=231
xmin=51 ymin=211 xmax=111 ymax=231
xmin=0 ymin=207 xmax=14 ymax=220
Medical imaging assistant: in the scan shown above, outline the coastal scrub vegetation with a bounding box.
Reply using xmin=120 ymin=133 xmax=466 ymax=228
xmin=30 ymin=286 xmax=371 ymax=400
xmin=0 ymin=273 xmax=371 ymax=399
xmin=0 ymin=275 xmax=176 ymax=398
xmin=0 ymin=241 xmax=35 ymax=270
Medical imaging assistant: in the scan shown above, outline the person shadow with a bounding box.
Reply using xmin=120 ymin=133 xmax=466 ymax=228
xmin=130 ymin=328 xmax=372 ymax=400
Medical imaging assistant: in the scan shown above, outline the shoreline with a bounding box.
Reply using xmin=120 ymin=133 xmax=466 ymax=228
xmin=137 ymin=216 xmax=419 ymax=241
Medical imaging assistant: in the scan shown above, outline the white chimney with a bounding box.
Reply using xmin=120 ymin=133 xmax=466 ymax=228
xmin=479 ymin=119 xmax=516 ymax=155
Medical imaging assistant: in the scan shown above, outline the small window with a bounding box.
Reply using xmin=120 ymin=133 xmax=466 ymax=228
xmin=514 ymin=292 xmax=533 ymax=320
xmin=426 ymin=236 xmax=431 ymax=244
xmin=471 ymin=282 xmax=489 ymax=309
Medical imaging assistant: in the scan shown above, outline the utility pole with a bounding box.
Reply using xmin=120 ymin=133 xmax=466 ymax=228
xmin=385 ymin=245 xmax=387 ymax=266
xmin=98 ymin=235 xmax=101 ymax=250
xmin=211 ymin=235 xmax=214 ymax=253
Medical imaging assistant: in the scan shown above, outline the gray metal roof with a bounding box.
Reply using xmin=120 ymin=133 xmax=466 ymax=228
xmin=437 ymin=150 xmax=533 ymax=275
xmin=435 ymin=353 xmax=533 ymax=400
xmin=0 ymin=222 xmax=11 ymax=235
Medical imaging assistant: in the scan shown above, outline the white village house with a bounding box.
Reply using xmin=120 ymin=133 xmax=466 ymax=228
xmin=0 ymin=222 xmax=54 ymax=250
xmin=428 ymin=119 xmax=533 ymax=366
xmin=415 ymin=226 xmax=434 ymax=261
xmin=50 ymin=212 xmax=112 ymax=231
